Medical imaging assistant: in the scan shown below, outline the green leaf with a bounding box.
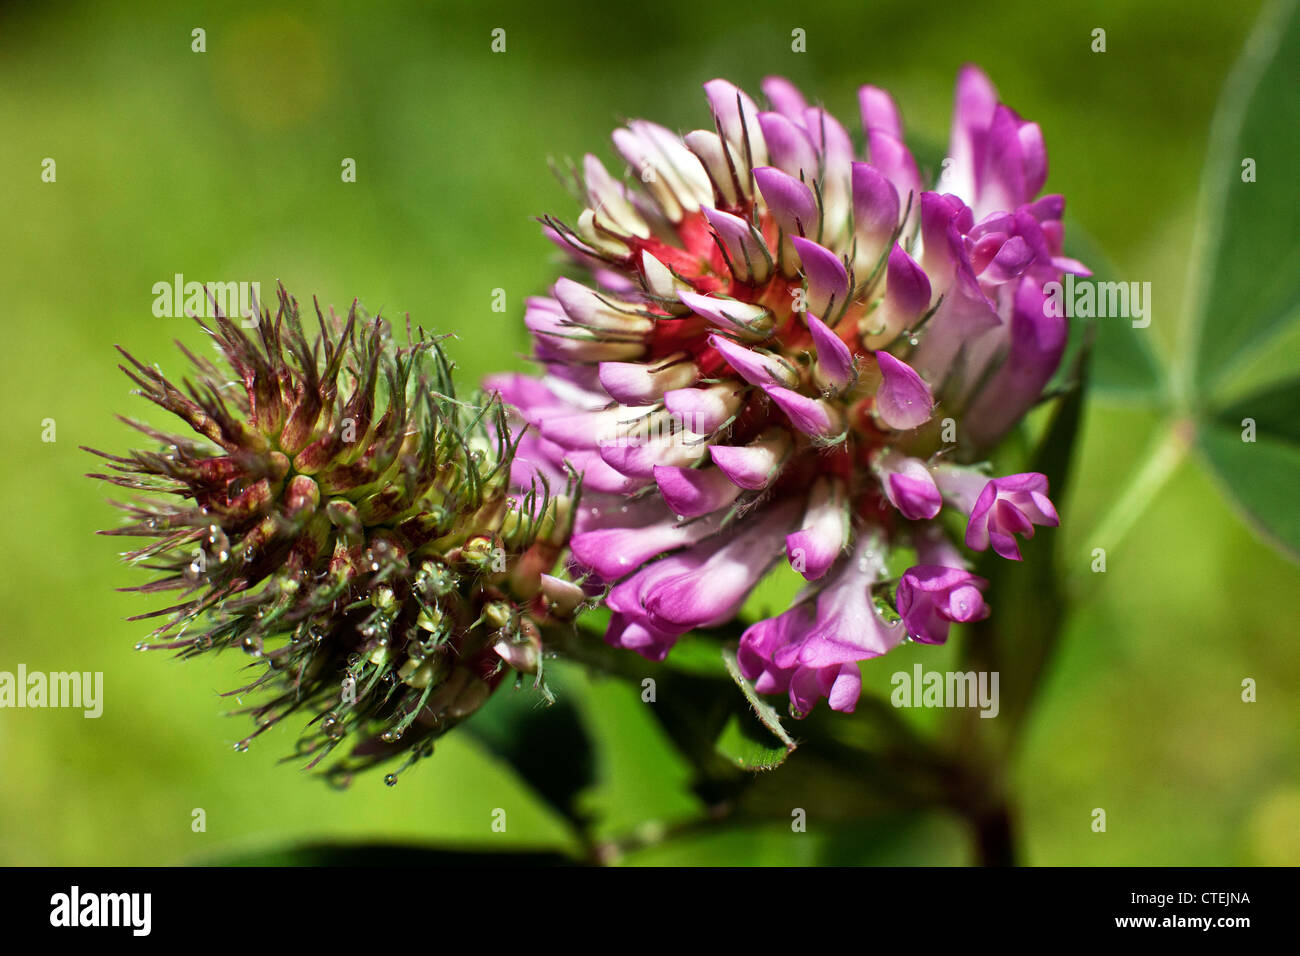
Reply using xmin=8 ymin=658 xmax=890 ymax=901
xmin=1058 ymin=227 xmax=1165 ymax=401
xmin=462 ymin=672 xmax=596 ymax=829
xmin=199 ymin=841 xmax=579 ymax=867
xmin=1198 ymin=415 xmax=1300 ymax=562
xmin=717 ymin=647 xmax=796 ymax=770
xmin=1183 ymin=0 xmax=1300 ymax=560
xmin=715 ymin=715 xmax=792 ymax=772
xmin=1187 ymin=0 xmax=1300 ymax=400
xmin=1214 ymin=377 xmax=1300 ymax=445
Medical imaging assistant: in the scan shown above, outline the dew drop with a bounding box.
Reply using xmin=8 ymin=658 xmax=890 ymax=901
xmin=384 ymin=773 xmax=398 ymax=787
xmin=322 ymin=713 xmax=345 ymax=739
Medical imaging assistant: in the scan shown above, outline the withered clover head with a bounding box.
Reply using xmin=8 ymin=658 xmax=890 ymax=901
xmin=89 ymin=284 xmax=580 ymax=785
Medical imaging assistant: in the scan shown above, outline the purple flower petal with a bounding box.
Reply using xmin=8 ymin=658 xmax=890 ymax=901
xmin=703 ymin=78 xmax=767 ymax=169
xmin=552 ymin=277 xmax=648 ymax=334
xmin=598 ymin=353 xmax=698 ymax=405
xmin=945 ymin=64 xmax=999 ymax=205
xmin=863 ymin=244 xmax=930 ymax=346
xmin=571 ymin=509 xmax=722 ymax=581
xmin=598 ymin=430 xmax=705 ymax=478
xmin=760 ymin=75 xmax=809 ymax=119
xmin=784 ymin=477 xmax=847 ymax=580
xmin=753 ymin=165 xmax=818 ymax=237
xmin=963 ymin=277 xmax=1067 ymax=447
xmin=709 ymin=428 xmax=791 ymax=490
xmin=875 ymin=451 xmax=941 ymax=520
xmin=737 ymin=604 xmax=810 ymax=694
xmin=642 ymin=500 xmax=800 ymax=632
xmin=756 ymin=111 xmax=818 ymax=180
xmin=873 ymin=351 xmax=934 ymax=431
xmin=896 ymin=564 xmax=990 ymax=644
xmin=761 ymin=384 xmax=844 ymax=438
xmin=563 ymin=449 xmax=651 ymax=494
xmin=604 ymin=613 xmax=679 ymax=662
xmin=866 ymin=131 xmax=921 ymax=213
xmin=850 ymin=162 xmax=901 ymax=270
xmin=708 ymin=333 xmax=799 ymax=388
xmin=790 ymin=236 xmax=850 ymax=319
xmin=677 ymin=289 xmax=773 ymax=337
xmin=964 ymin=472 xmax=1058 ymax=560
xmin=664 ymin=383 xmax=743 ymax=433
xmin=653 ymin=465 xmax=742 ymax=518
xmin=702 ymin=207 xmax=773 ymax=283
xmin=806 ymin=313 xmax=855 ymax=390
xmin=784 ymin=535 xmax=904 ymax=667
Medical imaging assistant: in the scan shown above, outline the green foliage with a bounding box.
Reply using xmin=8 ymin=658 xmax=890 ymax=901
xmin=1183 ymin=0 xmax=1300 ymax=558
xmin=3 ymin=0 xmax=1297 ymax=867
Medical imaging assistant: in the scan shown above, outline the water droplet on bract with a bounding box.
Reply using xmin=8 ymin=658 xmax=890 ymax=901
xmin=322 ymin=713 xmax=345 ymax=739
xmin=384 ymin=773 xmax=398 ymax=787
xmin=909 ymin=336 xmax=919 ymax=346
xmin=134 ymin=642 xmax=147 ymax=652
xmin=233 ymin=741 xmax=249 ymax=753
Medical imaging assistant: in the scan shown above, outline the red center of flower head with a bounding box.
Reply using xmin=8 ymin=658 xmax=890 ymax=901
xmin=620 ymin=205 xmax=917 ymax=522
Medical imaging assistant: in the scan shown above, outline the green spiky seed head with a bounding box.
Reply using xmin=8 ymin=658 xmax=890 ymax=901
xmin=88 ymin=285 xmax=578 ymax=785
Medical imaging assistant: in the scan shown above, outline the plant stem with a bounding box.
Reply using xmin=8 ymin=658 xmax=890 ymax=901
xmin=972 ymin=801 xmax=1018 ymax=867
xmin=1070 ymin=418 xmax=1192 ymax=594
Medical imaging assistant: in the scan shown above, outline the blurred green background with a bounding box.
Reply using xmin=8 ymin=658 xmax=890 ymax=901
xmin=2 ymin=0 xmax=1297 ymax=865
